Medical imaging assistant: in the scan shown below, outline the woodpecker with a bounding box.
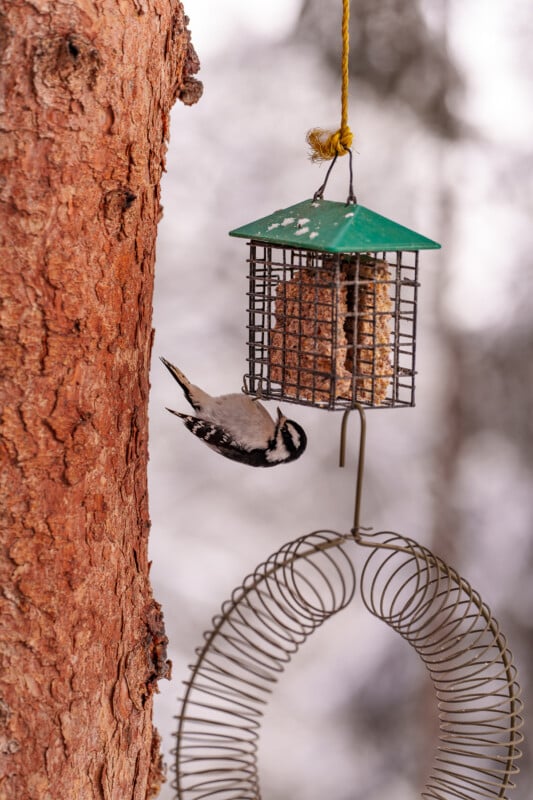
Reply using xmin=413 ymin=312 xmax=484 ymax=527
xmin=160 ymin=357 xmax=307 ymax=467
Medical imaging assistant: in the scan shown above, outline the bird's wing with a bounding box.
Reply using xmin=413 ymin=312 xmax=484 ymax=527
xmin=166 ymin=408 xmax=249 ymax=453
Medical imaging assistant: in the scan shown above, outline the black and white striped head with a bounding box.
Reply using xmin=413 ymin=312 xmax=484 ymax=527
xmin=265 ymin=408 xmax=307 ymax=465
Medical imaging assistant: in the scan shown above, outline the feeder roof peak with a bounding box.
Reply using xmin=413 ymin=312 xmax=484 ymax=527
xmin=229 ymin=198 xmax=441 ymax=253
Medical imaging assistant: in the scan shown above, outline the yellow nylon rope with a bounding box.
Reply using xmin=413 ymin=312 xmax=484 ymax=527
xmin=307 ymin=0 xmax=353 ymax=162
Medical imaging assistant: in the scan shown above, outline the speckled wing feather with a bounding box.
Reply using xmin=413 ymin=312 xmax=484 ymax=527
xmin=165 ymin=408 xmax=268 ymax=466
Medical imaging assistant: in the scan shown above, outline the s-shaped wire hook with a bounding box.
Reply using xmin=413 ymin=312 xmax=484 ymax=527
xmin=339 ymin=404 xmax=367 ymax=539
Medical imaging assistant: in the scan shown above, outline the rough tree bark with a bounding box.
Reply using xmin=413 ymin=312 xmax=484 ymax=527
xmin=0 ymin=2 xmax=201 ymax=798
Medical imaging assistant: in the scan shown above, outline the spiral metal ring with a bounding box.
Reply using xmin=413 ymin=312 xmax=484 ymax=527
xmin=173 ymin=530 xmax=523 ymax=799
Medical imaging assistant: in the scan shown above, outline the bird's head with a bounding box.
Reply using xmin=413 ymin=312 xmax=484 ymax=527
xmin=265 ymin=407 xmax=307 ymax=465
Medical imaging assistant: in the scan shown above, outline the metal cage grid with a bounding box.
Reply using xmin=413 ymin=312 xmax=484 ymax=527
xmin=244 ymin=241 xmax=419 ymax=410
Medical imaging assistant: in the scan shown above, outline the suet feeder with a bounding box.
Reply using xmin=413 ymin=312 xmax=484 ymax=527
xmin=230 ymin=194 xmax=440 ymax=410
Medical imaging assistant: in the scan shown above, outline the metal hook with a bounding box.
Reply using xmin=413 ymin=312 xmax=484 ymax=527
xmin=312 ymin=148 xmax=357 ymax=204
xmin=312 ymin=153 xmax=339 ymax=202
xmin=339 ymin=404 xmax=367 ymax=538
xmin=346 ymin=148 xmax=357 ymax=205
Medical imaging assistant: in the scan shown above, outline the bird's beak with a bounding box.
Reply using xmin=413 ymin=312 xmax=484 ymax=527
xmin=276 ymin=407 xmax=286 ymax=423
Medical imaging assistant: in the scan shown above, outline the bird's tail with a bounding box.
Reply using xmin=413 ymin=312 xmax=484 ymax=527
xmin=160 ymin=357 xmax=201 ymax=410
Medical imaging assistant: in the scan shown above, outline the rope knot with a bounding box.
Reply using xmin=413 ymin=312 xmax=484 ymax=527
xmin=306 ymin=126 xmax=353 ymax=163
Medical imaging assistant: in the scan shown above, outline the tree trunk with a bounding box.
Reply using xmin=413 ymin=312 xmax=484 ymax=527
xmin=0 ymin=2 xmax=201 ymax=798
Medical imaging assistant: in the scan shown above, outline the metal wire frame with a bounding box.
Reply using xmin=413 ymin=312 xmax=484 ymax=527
xmin=173 ymin=529 xmax=523 ymax=800
xmin=243 ymin=242 xmax=419 ymax=410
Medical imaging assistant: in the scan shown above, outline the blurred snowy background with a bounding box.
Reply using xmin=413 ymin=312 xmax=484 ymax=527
xmin=149 ymin=1 xmax=533 ymax=798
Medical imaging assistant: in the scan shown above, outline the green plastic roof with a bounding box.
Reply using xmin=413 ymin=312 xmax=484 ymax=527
xmin=229 ymin=198 xmax=441 ymax=253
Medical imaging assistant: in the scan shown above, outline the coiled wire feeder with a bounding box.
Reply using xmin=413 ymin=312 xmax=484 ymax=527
xmin=173 ymin=409 xmax=524 ymax=800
